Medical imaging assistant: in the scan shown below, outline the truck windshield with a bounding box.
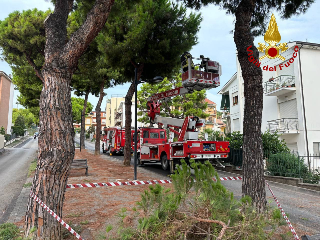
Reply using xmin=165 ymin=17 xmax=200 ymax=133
xmin=150 ymin=132 xmax=159 ymax=138
xmin=160 ymin=131 xmax=165 ymax=139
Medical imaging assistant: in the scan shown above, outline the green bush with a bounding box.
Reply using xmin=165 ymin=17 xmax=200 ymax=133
xmin=262 ymin=131 xmax=290 ymax=158
xmin=267 ymin=152 xmax=308 ymax=178
xmin=12 ymin=126 xmax=25 ymax=136
xmin=0 ymin=223 xmax=20 ymax=240
xmin=114 ymin=160 xmax=281 ymax=240
xmin=0 ymin=126 xmax=5 ymax=135
xmin=225 ymin=131 xmax=243 ymax=148
xmin=4 ymin=134 xmax=11 ymax=141
xmin=85 ymin=132 xmax=90 ymax=139
xmin=74 ymin=128 xmax=81 ymax=134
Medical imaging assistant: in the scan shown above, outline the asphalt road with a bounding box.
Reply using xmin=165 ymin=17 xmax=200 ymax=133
xmin=105 ymin=153 xmax=320 ymax=235
xmin=0 ymin=137 xmax=38 ymax=224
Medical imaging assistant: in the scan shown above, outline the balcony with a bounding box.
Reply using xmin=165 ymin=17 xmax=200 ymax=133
xmin=264 ymin=75 xmax=296 ymax=97
xmin=267 ymin=118 xmax=299 ymax=134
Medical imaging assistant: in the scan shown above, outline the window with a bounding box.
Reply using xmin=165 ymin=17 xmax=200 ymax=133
xmin=233 ymin=95 xmax=238 ymax=105
xmin=160 ymin=131 xmax=165 ymax=139
xmin=143 ymin=131 xmax=149 ymax=138
xmin=86 ymin=119 xmax=90 ymax=124
xmin=313 ymin=142 xmax=320 ymax=155
xmin=150 ymin=132 xmax=159 ymax=138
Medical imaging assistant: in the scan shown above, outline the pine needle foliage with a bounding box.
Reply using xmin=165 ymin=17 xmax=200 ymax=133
xmin=112 ymin=160 xmax=283 ymax=239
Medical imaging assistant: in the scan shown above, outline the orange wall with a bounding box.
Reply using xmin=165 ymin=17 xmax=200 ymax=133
xmin=0 ymin=75 xmax=11 ymax=132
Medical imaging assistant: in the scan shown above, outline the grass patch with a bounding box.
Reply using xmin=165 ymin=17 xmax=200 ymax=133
xmin=0 ymin=223 xmax=20 ymax=240
xmin=28 ymin=159 xmax=37 ymax=177
xmin=80 ymin=220 xmax=89 ymax=225
xmin=23 ymin=183 xmax=32 ymax=188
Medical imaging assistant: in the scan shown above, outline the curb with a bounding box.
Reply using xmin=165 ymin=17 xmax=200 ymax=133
xmin=216 ymin=169 xmax=320 ymax=197
xmin=5 ymin=136 xmax=31 ymax=149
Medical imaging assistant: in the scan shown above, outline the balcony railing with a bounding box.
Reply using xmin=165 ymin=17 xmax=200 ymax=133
xmin=267 ymin=118 xmax=299 ymax=134
xmin=264 ymin=75 xmax=296 ymax=96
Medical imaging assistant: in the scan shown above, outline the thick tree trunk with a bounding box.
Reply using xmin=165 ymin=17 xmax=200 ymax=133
xmin=123 ymin=82 xmax=135 ymax=166
xmin=95 ymin=81 xmax=105 ymax=155
xmin=25 ymin=68 xmax=74 ymax=239
xmin=234 ymin=0 xmax=266 ymax=211
xmin=80 ymin=91 xmax=89 ymax=149
xmin=24 ymin=0 xmax=115 ymax=238
xmin=123 ymin=65 xmax=144 ymax=166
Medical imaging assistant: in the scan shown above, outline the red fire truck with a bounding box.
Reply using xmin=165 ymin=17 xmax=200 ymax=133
xmin=134 ymin=53 xmax=229 ymax=171
xmin=102 ymin=127 xmax=128 ymax=155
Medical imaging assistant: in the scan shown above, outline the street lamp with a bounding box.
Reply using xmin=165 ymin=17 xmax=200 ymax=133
xmin=134 ymin=68 xmax=163 ymax=180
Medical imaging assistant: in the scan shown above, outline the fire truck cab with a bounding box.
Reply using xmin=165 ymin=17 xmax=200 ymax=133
xmin=137 ymin=117 xmax=230 ymax=171
xmin=102 ymin=127 xmax=126 ymax=155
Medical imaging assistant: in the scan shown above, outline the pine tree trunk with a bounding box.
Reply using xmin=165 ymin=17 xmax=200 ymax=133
xmin=95 ymin=82 xmax=105 ymax=155
xmin=234 ymin=0 xmax=266 ymax=212
xmin=80 ymin=91 xmax=89 ymax=149
xmin=124 ymin=65 xmax=144 ymax=166
xmin=25 ymin=68 xmax=74 ymax=239
xmin=24 ymin=1 xmax=115 ymax=238
xmin=123 ymin=82 xmax=135 ymax=166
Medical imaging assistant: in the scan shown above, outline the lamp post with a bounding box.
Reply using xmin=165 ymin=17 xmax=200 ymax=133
xmin=134 ymin=68 xmax=163 ymax=180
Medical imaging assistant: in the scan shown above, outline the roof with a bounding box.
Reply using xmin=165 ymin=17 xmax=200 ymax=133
xmin=204 ymin=98 xmax=216 ymax=105
xmin=216 ymin=118 xmax=226 ymax=125
xmin=218 ymin=72 xmax=237 ymax=94
xmin=0 ymin=71 xmax=12 ymax=82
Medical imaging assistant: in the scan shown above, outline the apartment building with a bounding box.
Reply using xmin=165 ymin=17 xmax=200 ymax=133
xmin=114 ymin=93 xmax=144 ymax=128
xmin=0 ymin=71 xmax=14 ymax=134
xmin=105 ymin=95 xmax=125 ymax=127
xmin=219 ymin=41 xmax=320 ymax=156
xmin=84 ymin=111 xmax=106 ymax=131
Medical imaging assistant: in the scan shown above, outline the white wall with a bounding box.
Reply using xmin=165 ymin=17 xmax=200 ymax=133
xmin=299 ymin=47 xmax=320 ymax=155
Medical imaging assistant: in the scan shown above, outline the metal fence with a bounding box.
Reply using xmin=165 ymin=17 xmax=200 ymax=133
xmin=224 ymin=149 xmax=320 ymax=184
xmin=267 ymin=118 xmax=299 ymax=134
xmin=264 ymin=75 xmax=295 ymax=93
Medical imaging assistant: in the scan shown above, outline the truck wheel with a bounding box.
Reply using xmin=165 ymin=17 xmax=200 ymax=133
xmin=161 ymin=154 xmax=169 ymax=171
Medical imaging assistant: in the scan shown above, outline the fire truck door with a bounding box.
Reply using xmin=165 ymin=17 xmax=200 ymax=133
xmin=112 ymin=131 xmax=116 ymax=147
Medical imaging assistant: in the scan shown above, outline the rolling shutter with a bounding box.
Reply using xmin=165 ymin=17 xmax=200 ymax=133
xmin=287 ymin=143 xmax=298 ymax=154
xmin=233 ymin=118 xmax=240 ymax=131
xmin=279 ymin=99 xmax=298 ymax=118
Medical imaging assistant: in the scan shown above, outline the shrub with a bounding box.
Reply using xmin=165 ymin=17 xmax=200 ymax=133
xmin=0 ymin=223 xmax=20 ymax=240
xmin=225 ymin=131 xmax=243 ymax=148
xmin=266 ymin=152 xmax=320 ymax=183
xmin=266 ymin=152 xmax=308 ymax=178
xmin=114 ymin=160 xmax=281 ymax=239
xmin=0 ymin=126 xmax=5 ymax=135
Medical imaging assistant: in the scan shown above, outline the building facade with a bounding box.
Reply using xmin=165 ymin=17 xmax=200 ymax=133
xmin=105 ymin=95 xmax=125 ymax=127
xmin=219 ymin=41 xmax=320 ymax=157
xmin=0 ymin=71 xmax=14 ymax=134
xmin=84 ymin=111 xmax=106 ymax=131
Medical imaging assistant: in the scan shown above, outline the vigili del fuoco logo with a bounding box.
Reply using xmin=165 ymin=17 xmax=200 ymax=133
xmin=246 ymin=14 xmax=299 ymax=71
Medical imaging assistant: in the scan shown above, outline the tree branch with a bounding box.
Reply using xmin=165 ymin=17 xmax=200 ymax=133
xmin=191 ymin=217 xmax=228 ymax=240
xmin=61 ymin=0 xmax=115 ymax=70
xmin=44 ymin=0 xmax=71 ymax=62
xmin=24 ymin=53 xmax=44 ymax=82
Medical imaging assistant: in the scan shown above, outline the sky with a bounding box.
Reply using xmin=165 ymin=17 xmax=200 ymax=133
xmin=1 ymin=0 xmax=320 ymax=111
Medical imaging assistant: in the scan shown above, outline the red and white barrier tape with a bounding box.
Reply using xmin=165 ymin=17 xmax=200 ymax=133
xmin=265 ymin=182 xmax=300 ymax=240
xmin=30 ymin=192 xmax=84 ymax=240
xmin=66 ymin=176 xmax=242 ymax=189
